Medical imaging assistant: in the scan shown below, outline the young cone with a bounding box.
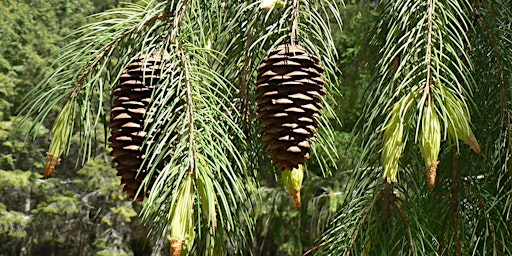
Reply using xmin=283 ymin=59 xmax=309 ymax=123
xmin=169 ymin=174 xmax=195 ymax=256
xmin=443 ymin=89 xmax=481 ymax=155
xmin=282 ymin=165 xmax=304 ymax=211
xmin=260 ymin=0 xmax=287 ymax=11
xmin=419 ymin=102 xmax=441 ymax=189
xmin=382 ymin=112 xmax=404 ymax=183
xmin=381 ymin=95 xmax=413 ymax=183
xmin=44 ymin=101 xmax=74 ymax=178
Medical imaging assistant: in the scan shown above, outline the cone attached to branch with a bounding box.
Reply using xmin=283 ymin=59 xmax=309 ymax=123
xmin=168 ymin=174 xmax=195 ymax=256
xmin=282 ymin=165 xmax=304 ymax=211
xmin=109 ymin=53 xmax=167 ymax=201
xmin=419 ymin=102 xmax=441 ymax=189
xmin=44 ymin=101 xmax=75 ymax=178
xmin=381 ymin=95 xmax=414 ymax=183
xmin=256 ymin=43 xmax=324 ymax=211
xmin=256 ymin=43 xmax=325 ymax=172
xmin=443 ymin=89 xmax=481 ymax=155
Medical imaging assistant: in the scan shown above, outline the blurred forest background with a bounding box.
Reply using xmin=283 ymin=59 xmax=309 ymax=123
xmin=0 ymin=0 xmax=366 ymax=255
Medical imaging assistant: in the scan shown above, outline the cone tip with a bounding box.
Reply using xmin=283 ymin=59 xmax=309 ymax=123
xmin=467 ymin=135 xmax=481 ymax=156
xmin=44 ymin=153 xmax=60 ymax=179
xmin=168 ymin=236 xmax=185 ymax=256
xmin=288 ymin=188 xmax=301 ymax=211
xmin=426 ymin=161 xmax=439 ymax=189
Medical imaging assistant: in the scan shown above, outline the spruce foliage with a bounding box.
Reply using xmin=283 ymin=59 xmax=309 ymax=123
xmin=16 ymin=0 xmax=512 ymax=255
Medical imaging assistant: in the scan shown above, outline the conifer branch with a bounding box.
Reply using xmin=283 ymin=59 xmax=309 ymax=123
xmin=451 ymin=152 xmax=461 ymax=256
xmin=178 ymin=43 xmax=196 ymax=175
xmin=73 ymin=11 xmax=173 ymax=97
xmin=393 ymin=200 xmax=416 ymax=256
xmin=475 ymin=9 xmax=511 ymax=167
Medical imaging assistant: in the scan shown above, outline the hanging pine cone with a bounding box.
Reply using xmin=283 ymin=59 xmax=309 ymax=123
xmin=256 ymin=43 xmax=325 ymax=171
xmin=109 ymin=53 xmax=166 ymax=201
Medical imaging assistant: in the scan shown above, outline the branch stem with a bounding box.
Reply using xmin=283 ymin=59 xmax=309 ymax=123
xmin=171 ymin=1 xmax=195 ymax=175
xmin=73 ymin=11 xmax=172 ymax=97
xmin=290 ymin=0 xmax=300 ymax=44
xmin=451 ymin=152 xmax=461 ymax=256
xmin=477 ymin=12 xmax=510 ymax=167
xmin=393 ymin=200 xmax=416 ymax=256
xmin=424 ymin=0 xmax=435 ymax=97
xmin=177 ymin=43 xmax=196 ymax=175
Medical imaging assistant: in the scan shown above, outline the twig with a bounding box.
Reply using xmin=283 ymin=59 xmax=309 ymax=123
xmin=72 ymin=11 xmax=173 ymax=97
xmin=451 ymin=152 xmax=461 ymax=256
xmin=172 ymin=1 xmax=195 ymax=175
xmin=424 ymin=0 xmax=435 ymax=96
xmin=177 ymin=42 xmax=196 ymax=175
xmin=381 ymin=182 xmax=392 ymax=230
xmin=171 ymin=0 xmax=189 ymax=43
xmin=462 ymin=181 xmax=497 ymax=256
xmin=393 ymin=200 xmax=416 ymax=256
xmin=476 ymin=10 xmax=511 ymax=167
xmin=290 ymin=0 xmax=300 ymax=44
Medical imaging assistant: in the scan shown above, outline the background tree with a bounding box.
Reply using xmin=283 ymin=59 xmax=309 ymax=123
xmin=0 ymin=1 xmax=153 ymax=255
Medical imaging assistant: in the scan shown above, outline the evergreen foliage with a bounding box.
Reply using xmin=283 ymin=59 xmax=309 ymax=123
xmin=0 ymin=0 xmax=510 ymax=255
xmin=21 ymin=0 xmax=342 ymax=254
xmin=318 ymin=0 xmax=512 ymax=255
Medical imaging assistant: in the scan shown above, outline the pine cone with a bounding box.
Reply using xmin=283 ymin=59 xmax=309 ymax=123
xmin=256 ymin=43 xmax=325 ymax=171
xmin=109 ymin=53 xmax=166 ymax=201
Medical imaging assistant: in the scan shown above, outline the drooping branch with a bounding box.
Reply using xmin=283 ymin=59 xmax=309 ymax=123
xmin=178 ymin=43 xmax=197 ymax=175
xmin=475 ymin=8 xmax=511 ymax=167
xmin=451 ymin=152 xmax=461 ymax=256
xmin=424 ymin=0 xmax=435 ymax=97
xmin=72 ymin=11 xmax=173 ymax=97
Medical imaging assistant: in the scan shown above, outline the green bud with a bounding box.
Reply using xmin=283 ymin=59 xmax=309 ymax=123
xmin=443 ymin=89 xmax=481 ymax=155
xmin=169 ymin=174 xmax=195 ymax=256
xmin=419 ymin=102 xmax=441 ymax=189
xmin=282 ymin=165 xmax=304 ymax=211
xmin=45 ymin=101 xmax=75 ymax=178
xmin=382 ymin=111 xmax=404 ymax=183
xmin=381 ymin=95 xmax=413 ymax=183
xmin=260 ymin=0 xmax=286 ymax=11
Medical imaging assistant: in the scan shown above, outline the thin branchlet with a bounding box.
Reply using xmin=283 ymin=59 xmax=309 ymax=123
xmin=73 ymin=11 xmax=173 ymax=98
